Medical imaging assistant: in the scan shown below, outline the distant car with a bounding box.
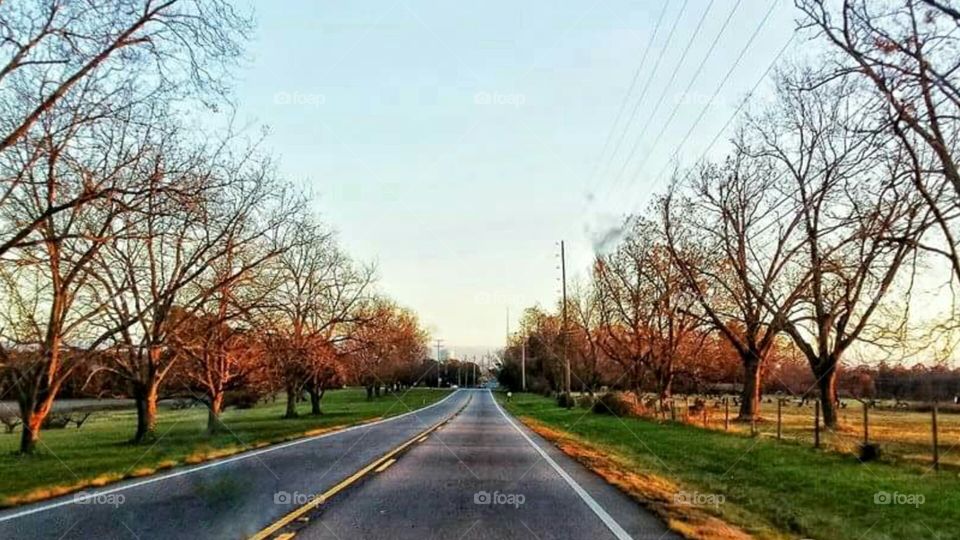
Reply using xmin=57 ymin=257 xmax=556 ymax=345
xmin=451 ymin=385 xmax=459 ymax=389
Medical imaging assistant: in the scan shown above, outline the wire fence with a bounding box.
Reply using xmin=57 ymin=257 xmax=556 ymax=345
xmin=605 ymin=393 xmax=959 ymax=472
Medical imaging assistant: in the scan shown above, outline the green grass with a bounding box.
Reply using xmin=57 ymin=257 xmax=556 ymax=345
xmin=500 ymin=392 xmax=960 ymax=540
xmin=0 ymin=388 xmax=449 ymax=505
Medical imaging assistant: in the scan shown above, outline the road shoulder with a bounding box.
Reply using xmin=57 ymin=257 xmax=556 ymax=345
xmin=492 ymin=394 xmax=683 ymax=540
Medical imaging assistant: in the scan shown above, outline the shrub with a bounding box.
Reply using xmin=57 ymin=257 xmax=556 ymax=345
xmin=592 ymin=392 xmax=636 ymax=417
xmin=859 ymin=442 xmax=881 ymax=462
xmin=556 ymin=392 xmax=576 ymax=408
xmin=578 ymin=394 xmax=596 ymax=410
xmin=224 ymin=390 xmax=260 ymax=410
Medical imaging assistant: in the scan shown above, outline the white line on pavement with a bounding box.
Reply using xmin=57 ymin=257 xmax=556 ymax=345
xmin=0 ymin=390 xmax=462 ymax=524
xmin=490 ymin=390 xmax=633 ymax=540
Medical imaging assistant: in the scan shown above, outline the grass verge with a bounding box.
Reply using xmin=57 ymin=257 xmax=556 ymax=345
xmin=499 ymin=392 xmax=960 ymax=540
xmin=0 ymin=388 xmax=450 ymax=507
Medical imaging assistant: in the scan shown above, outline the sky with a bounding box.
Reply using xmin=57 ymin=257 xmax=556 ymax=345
xmin=230 ymin=0 xmax=800 ymax=351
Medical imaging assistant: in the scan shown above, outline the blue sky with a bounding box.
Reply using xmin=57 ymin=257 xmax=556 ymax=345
xmin=231 ymin=0 xmax=799 ymax=349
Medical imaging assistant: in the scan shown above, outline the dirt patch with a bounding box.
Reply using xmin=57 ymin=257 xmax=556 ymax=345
xmin=519 ymin=416 xmax=756 ymax=540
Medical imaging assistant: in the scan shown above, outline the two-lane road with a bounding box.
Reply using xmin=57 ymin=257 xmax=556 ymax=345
xmin=0 ymin=390 xmax=676 ymax=539
xmin=291 ymin=390 xmax=676 ymax=540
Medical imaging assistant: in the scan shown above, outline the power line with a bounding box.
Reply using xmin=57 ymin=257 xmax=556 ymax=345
xmin=602 ymin=0 xmax=716 ymax=203
xmin=592 ymin=0 xmax=689 ymax=200
xmin=625 ymin=0 xmax=783 ymax=212
xmin=634 ymin=29 xmax=798 ymax=214
xmin=628 ymin=0 xmax=742 ymax=189
xmin=582 ymin=1 xmax=670 ymax=198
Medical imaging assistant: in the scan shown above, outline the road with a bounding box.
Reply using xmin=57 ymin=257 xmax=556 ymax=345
xmin=0 ymin=390 xmax=677 ymax=539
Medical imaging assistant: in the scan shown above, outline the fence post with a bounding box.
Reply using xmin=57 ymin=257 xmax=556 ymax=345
xmin=932 ymin=403 xmax=940 ymax=472
xmin=814 ymin=401 xmax=821 ymax=449
xmin=863 ymin=402 xmax=869 ymax=445
xmin=724 ymin=399 xmax=730 ymax=431
xmin=670 ymin=400 xmax=676 ymax=422
xmin=703 ymin=406 xmax=708 ymax=428
xmin=777 ymin=399 xmax=782 ymax=441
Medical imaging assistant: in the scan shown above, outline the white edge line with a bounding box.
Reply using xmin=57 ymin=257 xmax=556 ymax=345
xmin=0 ymin=389 xmax=461 ymax=524
xmin=490 ymin=390 xmax=633 ymax=540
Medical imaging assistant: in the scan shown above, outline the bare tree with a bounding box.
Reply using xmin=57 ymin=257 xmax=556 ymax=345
xmin=0 ymin=0 xmax=251 ymax=258
xmin=344 ymin=298 xmax=429 ymax=399
xmin=261 ymin=224 xmax=373 ymax=418
xmin=662 ymin=147 xmax=806 ymax=420
xmin=594 ymin=218 xmax=703 ymax=402
xmin=0 ymin=100 xmax=167 ymax=453
xmin=798 ymin=0 xmax=960 ymax=284
xmin=746 ymin=70 xmax=929 ymax=427
xmin=568 ymin=280 xmax=609 ymax=395
xmin=90 ymin=143 xmax=299 ymax=442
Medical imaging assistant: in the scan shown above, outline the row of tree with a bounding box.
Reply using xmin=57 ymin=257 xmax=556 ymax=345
xmin=0 ymin=1 xmax=434 ymax=454
xmin=500 ymin=0 xmax=960 ymax=428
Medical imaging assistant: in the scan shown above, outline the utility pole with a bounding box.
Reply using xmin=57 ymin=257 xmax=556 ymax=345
xmin=561 ymin=240 xmax=570 ymax=399
xmin=435 ymin=339 xmax=443 ymax=388
xmin=521 ymin=337 xmax=526 ymax=392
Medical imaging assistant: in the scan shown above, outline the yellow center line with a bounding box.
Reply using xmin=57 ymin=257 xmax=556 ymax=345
xmin=373 ymin=458 xmax=397 ymax=473
xmin=249 ymin=394 xmax=472 ymax=540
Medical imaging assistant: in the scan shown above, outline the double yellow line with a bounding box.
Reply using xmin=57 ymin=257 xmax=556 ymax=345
xmin=250 ymin=395 xmax=471 ymax=540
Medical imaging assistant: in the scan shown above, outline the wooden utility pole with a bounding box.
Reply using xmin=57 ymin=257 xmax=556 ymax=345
xmin=863 ymin=402 xmax=869 ymax=445
xmin=561 ymin=240 xmax=570 ymax=400
xmin=435 ymin=339 xmax=443 ymax=388
xmin=777 ymin=399 xmax=783 ymax=440
xmin=521 ymin=338 xmax=526 ymax=392
xmin=724 ymin=399 xmax=729 ymax=431
xmin=932 ymin=403 xmax=940 ymax=472
xmin=814 ymin=401 xmax=821 ymax=449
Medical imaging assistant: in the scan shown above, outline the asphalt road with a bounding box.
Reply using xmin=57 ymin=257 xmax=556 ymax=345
xmin=0 ymin=389 xmax=677 ymax=539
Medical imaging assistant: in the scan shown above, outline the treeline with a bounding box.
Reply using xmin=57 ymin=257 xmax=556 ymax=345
xmin=500 ymin=321 xmax=960 ymax=405
xmin=499 ymin=0 xmax=960 ymax=427
xmin=0 ymin=1 xmax=432 ymax=454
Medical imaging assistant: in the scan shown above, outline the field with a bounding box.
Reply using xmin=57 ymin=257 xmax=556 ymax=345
xmin=650 ymin=395 xmax=960 ymax=471
xmin=499 ymin=392 xmax=960 ymax=540
xmin=0 ymin=388 xmax=449 ymax=507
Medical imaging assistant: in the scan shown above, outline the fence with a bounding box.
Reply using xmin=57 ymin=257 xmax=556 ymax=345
xmin=645 ymin=395 xmax=955 ymax=472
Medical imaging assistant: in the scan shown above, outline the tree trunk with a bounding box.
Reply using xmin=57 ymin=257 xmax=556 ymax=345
xmin=207 ymin=392 xmax=225 ymax=434
xmin=283 ymin=386 xmax=298 ymax=419
xmin=738 ymin=353 xmax=763 ymax=421
xmin=817 ymin=364 xmax=839 ymax=428
xmin=19 ymin=408 xmax=43 ymax=454
xmin=132 ymin=382 xmax=159 ymax=444
xmin=17 ymin=345 xmax=62 ymax=453
xmin=309 ymin=387 xmax=322 ymax=416
xmin=365 ymin=385 xmax=374 ymax=400
xmin=374 ymin=384 xmax=381 ymax=398
xmin=659 ymin=371 xmax=674 ymax=400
